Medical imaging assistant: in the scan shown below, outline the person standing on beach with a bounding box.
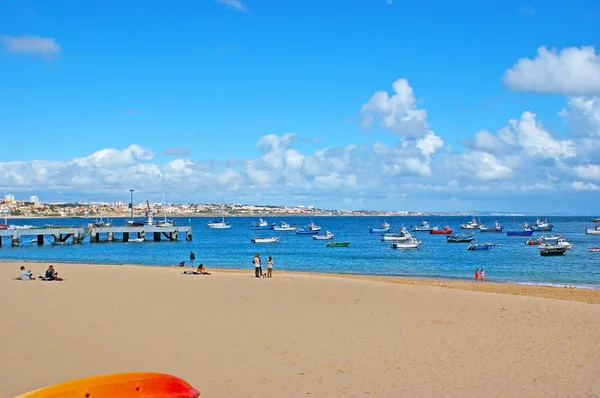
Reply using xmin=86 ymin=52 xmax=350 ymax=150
xmin=267 ymin=255 xmax=273 ymax=278
xmin=474 ymin=268 xmax=479 ymax=282
xmin=480 ymin=269 xmax=485 ymax=282
xmin=190 ymin=251 xmax=195 ymax=266
xmin=253 ymin=253 xmax=262 ymax=278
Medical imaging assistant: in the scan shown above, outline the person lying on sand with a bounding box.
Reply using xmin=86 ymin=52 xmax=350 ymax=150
xmin=18 ymin=266 xmax=35 ymax=280
xmin=40 ymin=265 xmax=64 ymax=281
xmin=182 ymin=263 xmax=211 ymax=275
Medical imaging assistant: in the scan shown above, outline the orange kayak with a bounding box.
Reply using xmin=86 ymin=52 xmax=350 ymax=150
xmin=15 ymin=372 xmax=200 ymax=398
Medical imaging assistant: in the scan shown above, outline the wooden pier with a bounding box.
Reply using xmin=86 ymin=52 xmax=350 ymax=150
xmin=0 ymin=224 xmax=192 ymax=247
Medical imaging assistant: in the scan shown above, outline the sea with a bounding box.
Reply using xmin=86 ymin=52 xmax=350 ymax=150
xmin=1 ymin=216 xmax=599 ymax=289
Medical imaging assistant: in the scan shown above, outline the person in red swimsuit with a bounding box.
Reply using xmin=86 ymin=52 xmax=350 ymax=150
xmin=474 ymin=268 xmax=480 ymax=282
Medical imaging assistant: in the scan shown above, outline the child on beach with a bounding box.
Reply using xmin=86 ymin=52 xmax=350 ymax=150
xmin=474 ymin=269 xmax=480 ymax=282
xmin=267 ymin=256 xmax=273 ymax=278
xmin=19 ymin=266 xmax=35 ymax=280
xmin=480 ymin=269 xmax=485 ymax=282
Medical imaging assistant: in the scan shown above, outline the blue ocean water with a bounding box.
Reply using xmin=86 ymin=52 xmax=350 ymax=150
xmin=1 ymin=216 xmax=599 ymax=288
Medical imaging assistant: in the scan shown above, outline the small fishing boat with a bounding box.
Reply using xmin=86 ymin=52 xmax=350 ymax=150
xmin=312 ymin=231 xmax=335 ymax=240
xmin=587 ymin=247 xmax=600 ymax=252
xmin=524 ymin=237 xmax=543 ymax=245
xmin=430 ymin=225 xmax=453 ymax=235
xmin=446 ymin=233 xmax=475 ymax=243
xmin=325 ymin=241 xmax=350 ymax=247
xmin=467 ymin=242 xmax=496 ymax=251
xmin=126 ymin=220 xmax=145 ymax=227
xmin=251 ymin=236 xmax=280 ymax=244
xmin=128 ymin=237 xmax=145 ymax=243
xmin=296 ymin=222 xmax=321 ymax=235
xmin=250 ymin=218 xmax=275 ymax=230
xmin=539 ymin=246 xmax=567 ymax=256
xmin=369 ymin=222 xmax=391 ymax=233
xmin=523 ymin=218 xmax=554 ymax=232
xmin=586 ymin=224 xmax=600 ymax=235
xmin=507 ymin=229 xmax=534 ymax=236
xmin=273 ymin=221 xmax=298 ymax=231
xmin=391 ymin=237 xmax=421 ymax=249
xmin=460 ymin=217 xmax=480 ymax=229
xmin=541 ymin=235 xmax=573 ymax=250
xmin=381 ymin=228 xmax=411 ymax=241
xmin=480 ymin=220 xmax=503 ymax=232
xmin=411 ymin=221 xmax=436 ymax=232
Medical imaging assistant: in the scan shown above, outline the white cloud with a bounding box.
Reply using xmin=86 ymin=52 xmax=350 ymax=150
xmin=1 ymin=35 xmax=60 ymax=58
xmin=360 ymin=78 xmax=429 ymax=138
xmin=571 ymin=181 xmax=600 ymax=191
xmin=461 ymin=151 xmax=514 ymax=181
xmin=574 ymin=165 xmax=600 ymax=180
xmin=560 ymin=96 xmax=600 ymax=137
xmin=216 ymin=0 xmax=247 ymax=13
xmin=503 ymin=46 xmax=600 ymax=95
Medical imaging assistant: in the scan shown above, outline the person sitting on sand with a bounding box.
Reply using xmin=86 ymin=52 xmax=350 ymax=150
xmin=179 ymin=261 xmax=186 ymax=267
xmin=42 ymin=265 xmax=63 ymax=281
xmin=19 ymin=266 xmax=35 ymax=280
xmin=197 ymin=264 xmax=211 ymax=275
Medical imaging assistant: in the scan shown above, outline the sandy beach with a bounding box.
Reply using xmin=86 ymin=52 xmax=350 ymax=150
xmin=2 ymin=261 xmax=599 ymax=397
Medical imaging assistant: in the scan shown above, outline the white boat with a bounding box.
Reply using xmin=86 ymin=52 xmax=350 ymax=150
xmin=208 ymin=216 xmax=231 ymax=229
xmin=461 ymin=217 xmax=480 ymax=229
xmin=586 ymin=224 xmax=600 ymax=235
xmin=273 ymin=221 xmax=298 ymax=231
xmin=251 ymin=236 xmax=280 ymax=244
xmin=541 ymin=235 xmax=573 ymax=250
xmin=312 ymin=231 xmax=335 ymax=240
xmin=391 ymin=237 xmax=421 ymax=249
xmin=381 ymin=228 xmax=411 ymax=241
xmin=128 ymin=237 xmax=145 ymax=243
xmin=156 ymin=193 xmax=175 ymax=227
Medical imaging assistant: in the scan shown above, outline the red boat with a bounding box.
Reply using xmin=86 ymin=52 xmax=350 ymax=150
xmin=0 ymin=224 xmax=6 ymax=230
xmin=430 ymin=225 xmax=453 ymax=235
xmin=525 ymin=237 xmax=543 ymax=245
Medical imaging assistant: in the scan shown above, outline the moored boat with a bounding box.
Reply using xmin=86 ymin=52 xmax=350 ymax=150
xmin=296 ymin=222 xmax=321 ymax=235
xmin=430 ymin=225 xmax=453 ymax=235
xmin=207 ymin=217 xmax=231 ymax=229
xmin=524 ymin=218 xmax=554 ymax=232
xmin=586 ymin=224 xmax=600 ymax=235
xmin=507 ymin=229 xmax=534 ymax=236
xmin=273 ymin=221 xmax=298 ymax=232
xmin=381 ymin=228 xmax=411 ymax=241
xmin=369 ymin=222 xmax=391 ymax=233
xmin=251 ymin=236 xmax=280 ymax=244
xmin=539 ymin=246 xmax=567 ymax=256
xmin=411 ymin=221 xmax=435 ymax=232
xmin=587 ymin=247 xmax=600 ymax=252
xmin=313 ymin=231 xmax=335 ymax=240
xmin=250 ymin=218 xmax=275 ymax=230
xmin=128 ymin=237 xmax=145 ymax=243
xmin=460 ymin=217 xmax=480 ymax=229
xmin=541 ymin=235 xmax=573 ymax=250
xmin=325 ymin=241 xmax=350 ymax=247
xmin=446 ymin=233 xmax=475 ymax=243
xmin=480 ymin=220 xmax=503 ymax=232
xmin=391 ymin=237 xmax=421 ymax=249
xmin=524 ymin=237 xmax=543 ymax=245
xmin=467 ymin=241 xmax=496 ymax=251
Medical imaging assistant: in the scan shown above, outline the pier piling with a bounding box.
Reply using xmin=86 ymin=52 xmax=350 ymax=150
xmin=153 ymin=232 xmax=161 ymax=241
xmin=37 ymin=235 xmax=44 ymax=245
xmin=12 ymin=235 xmax=19 ymax=247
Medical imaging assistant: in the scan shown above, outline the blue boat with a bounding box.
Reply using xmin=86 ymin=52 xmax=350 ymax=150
xmin=250 ymin=218 xmax=274 ymax=230
xmin=369 ymin=222 xmax=391 ymax=233
xmin=467 ymin=242 xmax=496 ymax=250
xmin=296 ymin=222 xmax=321 ymax=235
xmin=507 ymin=229 xmax=534 ymax=236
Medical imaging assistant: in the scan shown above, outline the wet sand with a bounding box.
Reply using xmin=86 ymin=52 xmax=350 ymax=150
xmin=1 ymin=261 xmax=599 ymax=397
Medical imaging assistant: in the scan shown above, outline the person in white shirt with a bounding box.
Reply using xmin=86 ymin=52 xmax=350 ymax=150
xmin=19 ymin=266 xmax=34 ymax=280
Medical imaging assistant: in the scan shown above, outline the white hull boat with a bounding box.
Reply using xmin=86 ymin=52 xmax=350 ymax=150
xmin=313 ymin=231 xmax=335 ymax=240
xmin=273 ymin=221 xmax=298 ymax=231
xmin=586 ymin=227 xmax=600 ymax=235
xmin=391 ymin=237 xmax=421 ymax=249
xmin=251 ymin=236 xmax=280 ymax=244
xmin=208 ymin=222 xmax=231 ymax=229
xmin=128 ymin=238 xmax=145 ymax=243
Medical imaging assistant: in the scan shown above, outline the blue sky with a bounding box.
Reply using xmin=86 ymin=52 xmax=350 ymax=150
xmin=1 ymin=0 xmax=600 ymax=213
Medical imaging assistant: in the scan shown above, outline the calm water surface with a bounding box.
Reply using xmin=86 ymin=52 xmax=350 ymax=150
xmin=1 ymin=216 xmax=599 ymax=288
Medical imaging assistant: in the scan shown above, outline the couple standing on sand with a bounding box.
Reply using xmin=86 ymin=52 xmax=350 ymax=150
xmin=475 ymin=268 xmax=486 ymax=282
xmin=253 ymin=253 xmax=273 ymax=278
